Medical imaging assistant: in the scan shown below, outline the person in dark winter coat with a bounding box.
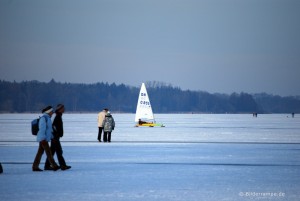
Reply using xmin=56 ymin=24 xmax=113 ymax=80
xmin=102 ymin=111 xmax=115 ymax=142
xmin=44 ymin=104 xmax=71 ymax=171
xmin=32 ymin=106 xmax=59 ymax=171
xmin=0 ymin=162 xmax=3 ymax=174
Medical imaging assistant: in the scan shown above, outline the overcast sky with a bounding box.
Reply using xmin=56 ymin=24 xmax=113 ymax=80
xmin=0 ymin=0 xmax=299 ymax=96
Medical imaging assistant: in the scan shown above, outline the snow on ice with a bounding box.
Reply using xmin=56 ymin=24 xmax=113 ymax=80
xmin=0 ymin=114 xmax=300 ymax=200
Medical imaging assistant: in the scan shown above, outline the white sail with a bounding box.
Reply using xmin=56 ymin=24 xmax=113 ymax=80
xmin=135 ymin=83 xmax=154 ymax=122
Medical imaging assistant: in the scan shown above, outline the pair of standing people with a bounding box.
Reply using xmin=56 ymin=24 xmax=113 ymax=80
xmin=32 ymin=104 xmax=71 ymax=171
xmin=97 ymin=108 xmax=115 ymax=142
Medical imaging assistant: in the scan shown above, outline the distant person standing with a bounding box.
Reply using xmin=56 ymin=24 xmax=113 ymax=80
xmin=97 ymin=108 xmax=108 ymax=142
xmin=32 ymin=106 xmax=59 ymax=171
xmin=44 ymin=104 xmax=71 ymax=171
xmin=102 ymin=111 xmax=115 ymax=142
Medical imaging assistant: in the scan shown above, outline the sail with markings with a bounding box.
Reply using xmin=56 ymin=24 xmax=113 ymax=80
xmin=135 ymin=83 xmax=154 ymax=122
xmin=135 ymin=83 xmax=164 ymax=127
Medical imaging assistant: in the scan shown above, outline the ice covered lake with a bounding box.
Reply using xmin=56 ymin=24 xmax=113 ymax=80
xmin=0 ymin=113 xmax=300 ymax=200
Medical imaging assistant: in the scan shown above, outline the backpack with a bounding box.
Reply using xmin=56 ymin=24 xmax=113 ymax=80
xmin=31 ymin=116 xmax=47 ymax=135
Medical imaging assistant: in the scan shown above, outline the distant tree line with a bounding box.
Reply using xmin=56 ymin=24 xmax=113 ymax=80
xmin=0 ymin=80 xmax=299 ymax=113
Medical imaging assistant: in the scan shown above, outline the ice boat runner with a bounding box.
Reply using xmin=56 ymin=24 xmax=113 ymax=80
xmin=135 ymin=83 xmax=164 ymax=127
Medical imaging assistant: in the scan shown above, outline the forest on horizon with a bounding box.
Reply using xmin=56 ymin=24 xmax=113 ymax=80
xmin=0 ymin=79 xmax=299 ymax=114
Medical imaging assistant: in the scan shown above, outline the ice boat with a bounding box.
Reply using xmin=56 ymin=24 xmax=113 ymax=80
xmin=135 ymin=83 xmax=165 ymax=127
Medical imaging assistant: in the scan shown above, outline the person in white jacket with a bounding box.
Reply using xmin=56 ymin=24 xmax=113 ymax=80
xmin=97 ymin=108 xmax=108 ymax=142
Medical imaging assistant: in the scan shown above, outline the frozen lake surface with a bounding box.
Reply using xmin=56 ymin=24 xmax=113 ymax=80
xmin=0 ymin=113 xmax=300 ymax=200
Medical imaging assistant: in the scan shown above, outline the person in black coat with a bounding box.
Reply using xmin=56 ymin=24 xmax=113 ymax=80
xmin=0 ymin=162 xmax=3 ymax=174
xmin=44 ymin=104 xmax=71 ymax=171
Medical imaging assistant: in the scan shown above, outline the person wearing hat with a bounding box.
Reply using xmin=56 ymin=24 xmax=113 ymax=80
xmin=44 ymin=104 xmax=71 ymax=171
xmin=97 ymin=108 xmax=108 ymax=142
xmin=102 ymin=111 xmax=115 ymax=142
xmin=32 ymin=106 xmax=59 ymax=171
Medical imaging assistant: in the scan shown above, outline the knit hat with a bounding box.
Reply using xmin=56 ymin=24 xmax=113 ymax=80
xmin=42 ymin=106 xmax=53 ymax=114
xmin=105 ymin=111 xmax=111 ymax=116
xmin=56 ymin=104 xmax=64 ymax=112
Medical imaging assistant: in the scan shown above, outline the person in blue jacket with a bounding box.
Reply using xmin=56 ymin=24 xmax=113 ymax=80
xmin=32 ymin=106 xmax=59 ymax=171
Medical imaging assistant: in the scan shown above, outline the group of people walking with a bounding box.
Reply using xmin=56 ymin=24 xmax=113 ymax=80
xmin=97 ymin=108 xmax=115 ymax=142
xmin=32 ymin=104 xmax=71 ymax=172
xmin=32 ymin=105 xmax=115 ymax=172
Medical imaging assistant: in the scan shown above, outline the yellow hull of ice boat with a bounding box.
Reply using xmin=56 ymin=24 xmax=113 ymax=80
xmin=135 ymin=123 xmax=165 ymax=127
